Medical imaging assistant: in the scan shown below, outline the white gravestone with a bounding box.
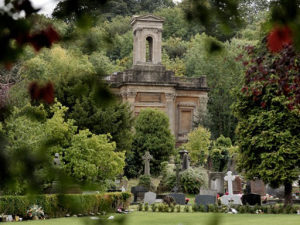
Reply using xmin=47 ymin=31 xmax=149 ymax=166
xmin=144 ymin=191 xmax=157 ymax=205
xmin=221 ymin=171 xmax=242 ymax=205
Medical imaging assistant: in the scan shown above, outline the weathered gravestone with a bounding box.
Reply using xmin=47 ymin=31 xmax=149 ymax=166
xmin=168 ymin=193 xmax=186 ymax=205
xmin=209 ymin=172 xmax=225 ymax=194
xmin=142 ymin=151 xmax=153 ymax=176
xmin=196 ymin=190 xmax=217 ymax=206
xmin=250 ymin=179 xmax=266 ymax=196
xmin=182 ymin=152 xmax=190 ymax=170
xmin=131 ymin=186 xmax=148 ymax=203
xmin=144 ymin=191 xmax=157 ymax=205
xmin=232 ymin=176 xmax=242 ymax=194
xmin=195 ymin=195 xmax=216 ymax=206
xmin=172 ymin=163 xmax=181 ymax=193
xmin=241 ymin=193 xmax=261 ymax=205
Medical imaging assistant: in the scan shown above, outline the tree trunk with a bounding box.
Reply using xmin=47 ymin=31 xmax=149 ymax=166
xmin=284 ymin=182 xmax=293 ymax=206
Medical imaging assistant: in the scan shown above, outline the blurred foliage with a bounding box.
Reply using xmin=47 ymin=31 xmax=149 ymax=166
xmin=1 ymin=101 xmax=125 ymax=193
xmin=0 ymin=192 xmax=131 ymax=218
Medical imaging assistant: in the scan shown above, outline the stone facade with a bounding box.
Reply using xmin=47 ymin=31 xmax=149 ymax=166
xmin=108 ymin=15 xmax=208 ymax=145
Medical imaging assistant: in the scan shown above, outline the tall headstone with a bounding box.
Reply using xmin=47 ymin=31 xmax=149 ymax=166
xmin=142 ymin=151 xmax=153 ymax=176
xmin=173 ymin=163 xmax=181 ymax=193
xmin=182 ymin=152 xmax=190 ymax=170
xmin=220 ymin=171 xmax=242 ymax=205
xmin=232 ymin=176 xmax=242 ymax=194
xmin=209 ymin=172 xmax=225 ymax=194
xmin=224 ymin=171 xmax=235 ymax=196
xmin=250 ymin=179 xmax=266 ymax=196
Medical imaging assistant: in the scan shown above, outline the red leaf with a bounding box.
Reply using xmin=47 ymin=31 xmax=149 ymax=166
xmin=29 ymin=26 xmax=59 ymax=52
xmin=28 ymin=82 xmax=40 ymax=100
xmin=40 ymin=82 xmax=54 ymax=104
xmin=28 ymin=82 xmax=54 ymax=104
xmin=267 ymin=26 xmax=293 ymax=53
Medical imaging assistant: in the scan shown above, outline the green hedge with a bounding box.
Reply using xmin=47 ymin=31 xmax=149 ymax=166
xmin=139 ymin=203 xmax=300 ymax=214
xmin=0 ymin=192 xmax=131 ymax=218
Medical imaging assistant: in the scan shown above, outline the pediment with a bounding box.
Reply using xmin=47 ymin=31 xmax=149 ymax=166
xmin=131 ymin=14 xmax=164 ymax=25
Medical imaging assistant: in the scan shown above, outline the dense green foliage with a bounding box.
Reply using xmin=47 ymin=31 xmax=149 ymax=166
xmin=184 ymin=126 xmax=211 ymax=165
xmin=209 ymin=135 xmax=232 ymax=172
xmin=0 ymin=192 xmax=131 ymax=218
xmin=10 ymin=46 xmax=133 ymax=153
xmin=179 ymin=168 xmax=208 ymax=194
xmin=1 ymin=102 xmax=125 ymax=193
xmin=234 ymin=42 xmax=300 ymax=205
xmin=160 ymin=167 xmax=208 ymax=194
xmin=53 ymin=0 xmax=175 ymax=21
xmin=127 ymin=109 xmax=175 ymax=177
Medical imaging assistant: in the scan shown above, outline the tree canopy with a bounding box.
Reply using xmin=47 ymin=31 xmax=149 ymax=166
xmin=234 ymin=41 xmax=300 ymax=205
xmin=127 ymin=108 xmax=175 ymax=177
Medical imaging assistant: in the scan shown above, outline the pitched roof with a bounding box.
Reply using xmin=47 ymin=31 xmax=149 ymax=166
xmin=131 ymin=14 xmax=164 ymax=25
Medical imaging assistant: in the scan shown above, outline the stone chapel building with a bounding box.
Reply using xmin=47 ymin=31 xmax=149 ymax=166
xmin=109 ymin=15 xmax=208 ymax=145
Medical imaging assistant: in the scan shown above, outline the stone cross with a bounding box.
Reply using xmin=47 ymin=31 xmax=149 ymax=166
xmin=224 ymin=171 xmax=235 ymax=196
xmin=174 ymin=163 xmax=181 ymax=193
xmin=142 ymin=151 xmax=153 ymax=176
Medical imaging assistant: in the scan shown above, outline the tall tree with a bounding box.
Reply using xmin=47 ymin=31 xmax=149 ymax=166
xmin=234 ymin=41 xmax=300 ymax=206
xmin=185 ymin=34 xmax=254 ymax=139
xmin=126 ymin=108 xmax=175 ymax=177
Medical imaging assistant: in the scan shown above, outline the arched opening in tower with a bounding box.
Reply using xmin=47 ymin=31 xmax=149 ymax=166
xmin=146 ymin=36 xmax=153 ymax=62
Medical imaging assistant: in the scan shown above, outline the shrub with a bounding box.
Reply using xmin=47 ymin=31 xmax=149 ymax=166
xmin=151 ymin=204 xmax=157 ymax=212
xmin=199 ymin=205 xmax=206 ymax=212
xmin=138 ymin=203 xmax=143 ymax=211
xmin=163 ymin=204 xmax=169 ymax=212
xmin=176 ymin=205 xmax=181 ymax=212
xmin=184 ymin=205 xmax=190 ymax=212
xmin=0 ymin=192 xmax=131 ymax=218
xmin=180 ymin=168 xmax=208 ymax=194
xmin=170 ymin=204 xmax=175 ymax=212
xmin=138 ymin=175 xmax=155 ymax=191
xmin=144 ymin=203 xmax=149 ymax=212
xmin=192 ymin=204 xmax=199 ymax=212
xmin=207 ymin=204 xmax=215 ymax=212
xmin=158 ymin=204 xmax=164 ymax=212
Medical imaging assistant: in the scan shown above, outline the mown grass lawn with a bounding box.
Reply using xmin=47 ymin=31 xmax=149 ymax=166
xmin=9 ymin=212 xmax=300 ymax=225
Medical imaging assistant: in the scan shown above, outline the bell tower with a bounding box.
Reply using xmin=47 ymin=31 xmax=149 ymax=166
xmin=131 ymin=15 xmax=164 ymax=65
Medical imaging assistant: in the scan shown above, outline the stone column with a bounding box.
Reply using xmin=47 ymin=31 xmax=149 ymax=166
xmin=165 ymin=93 xmax=175 ymax=134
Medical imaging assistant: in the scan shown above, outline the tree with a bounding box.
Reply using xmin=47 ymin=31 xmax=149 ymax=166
xmin=53 ymin=0 xmax=174 ymax=21
xmin=185 ymin=34 xmax=255 ymax=139
xmin=209 ymin=135 xmax=231 ymax=172
xmin=234 ymin=41 xmax=300 ymax=205
xmin=127 ymin=108 xmax=175 ymax=177
xmin=184 ymin=126 xmax=211 ymax=166
xmin=11 ymin=46 xmax=133 ymax=152
xmin=64 ymin=129 xmax=125 ymax=184
xmin=1 ymin=101 xmax=125 ymax=192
